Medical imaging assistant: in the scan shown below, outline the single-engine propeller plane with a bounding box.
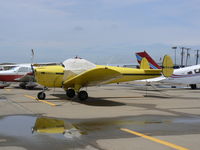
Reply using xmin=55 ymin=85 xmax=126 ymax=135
xmin=34 ymin=55 xmax=173 ymax=101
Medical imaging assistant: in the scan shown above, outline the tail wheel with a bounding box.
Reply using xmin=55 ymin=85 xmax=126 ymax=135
xmin=78 ymin=91 xmax=88 ymax=101
xmin=66 ymin=89 xmax=75 ymax=98
xmin=37 ymin=92 xmax=46 ymax=100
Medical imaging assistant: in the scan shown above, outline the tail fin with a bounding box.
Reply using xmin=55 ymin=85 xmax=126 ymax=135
xmin=162 ymin=55 xmax=174 ymax=77
xmin=135 ymin=51 xmax=161 ymax=69
xmin=140 ymin=58 xmax=150 ymax=69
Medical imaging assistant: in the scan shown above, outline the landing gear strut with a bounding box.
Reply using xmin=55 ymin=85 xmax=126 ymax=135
xmin=78 ymin=90 xmax=88 ymax=101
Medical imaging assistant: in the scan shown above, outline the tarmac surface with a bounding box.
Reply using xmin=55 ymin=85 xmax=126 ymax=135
xmin=0 ymin=82 xmax=200 ymax=150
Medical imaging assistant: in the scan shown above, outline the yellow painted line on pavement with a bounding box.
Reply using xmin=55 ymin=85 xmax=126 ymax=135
xmin=120 ymin=128 xmax=189 ymax=150
xmin=24 ymin=95 xmax=57 ymax=106
xmin=5 ymin=88 xmax=11 ymax=92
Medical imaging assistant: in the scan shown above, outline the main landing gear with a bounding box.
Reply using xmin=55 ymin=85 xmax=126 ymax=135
xmin=37 ymin=88 xmax=89 ymax=101
xmin=19 ymin=82 xmax=27 ymax=89
xmin=19 ymin=82 xmax=37 ymax=90
xmin=66 ymin=89 xmax=88 ymax=101
xmin=78 ymin=90 xmax=88 ymax=101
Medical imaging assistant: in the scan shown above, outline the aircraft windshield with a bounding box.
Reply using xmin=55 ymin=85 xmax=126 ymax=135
xmin=1 ymin=66 xmax=17 ymax=71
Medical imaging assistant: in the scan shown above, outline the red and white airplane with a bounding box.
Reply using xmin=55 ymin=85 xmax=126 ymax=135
xmin=136 ymin=51 xmax=200 ymax=89
xmin=0 ymin=64 xmax=37 ymax=89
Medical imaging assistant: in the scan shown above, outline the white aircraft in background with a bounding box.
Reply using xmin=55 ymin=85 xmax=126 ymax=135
xmin=0 ymin=62 xmax=63 ymax=89
xmin=136 ymin=51 xmax=200 ymax=89
xmin=0 ymin=64 xmax=37 ymax=89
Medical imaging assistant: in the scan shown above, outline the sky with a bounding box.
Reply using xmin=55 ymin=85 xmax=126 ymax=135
xmin=0 ymin=0 xmax=200 ymax=65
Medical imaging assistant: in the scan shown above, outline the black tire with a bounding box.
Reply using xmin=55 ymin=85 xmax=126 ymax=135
xmin=190 ymin=84 xmax=197 ymax=89
xmin=19 ymin=82 xmax=27 ymax=89
xmin=66 ymin=89 xmax=75 ymax=98
xmin=78 ymin=91 xmax=88 ymax=101
xmin=37 ymin=92 xmax=46 ymax=100
xmin=27 ymin=86 xmax=34 ymax=90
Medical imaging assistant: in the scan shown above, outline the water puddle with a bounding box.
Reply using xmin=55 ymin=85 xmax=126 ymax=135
xmin=0 ymin=116 xmax=35 ymax=137
xmin=0 ymin=96 xmax=7 ymax=100
xmin=173 ymin=118 xmax=200 ymax=124
xmin=0 ymin=116 xmax=102 ymax=150
xmin=0 ymin=115 xmax=169 ymax=140
xmin=0 ymin=115 xmax=200 ymax=150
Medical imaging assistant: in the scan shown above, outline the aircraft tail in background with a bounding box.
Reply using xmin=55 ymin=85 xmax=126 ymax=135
xmin=135 ymin=51 xmax=161 ymax=69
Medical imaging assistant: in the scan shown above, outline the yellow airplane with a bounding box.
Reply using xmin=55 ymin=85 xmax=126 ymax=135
xmin=34 ymin=55 xmax=173 ymax=101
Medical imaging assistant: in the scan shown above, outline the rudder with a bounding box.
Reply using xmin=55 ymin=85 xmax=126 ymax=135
xmin=162 ymin=55 xmax=174 ymax=77
xmin=140 ymin=58 xmax=150 ymax=69
xmin=136 ymin=51 xmax=161 ymax=69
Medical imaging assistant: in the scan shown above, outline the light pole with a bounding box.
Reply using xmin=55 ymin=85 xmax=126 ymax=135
xmin=172 ymin=46 xmax=177 ymax=66
xmin=185 ymin=48 xmax=191 ymax=66
xmin=195 ymin=50 xmax=200 ymax=65
xmin=180 ymin=47 xmax=185 ymax=67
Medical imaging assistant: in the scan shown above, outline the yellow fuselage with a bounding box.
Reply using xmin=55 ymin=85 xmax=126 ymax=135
xmin=34 ymin=65 xmax=161 ymax=88
xmin=34 ymin=65 xmax=64 ymax=88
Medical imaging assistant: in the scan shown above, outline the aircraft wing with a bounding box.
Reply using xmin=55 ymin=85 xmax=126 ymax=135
xmin=14 ymin=73 xmax=35 ymax=82
xmin=63 ymin=66 xmax=122 ymax=89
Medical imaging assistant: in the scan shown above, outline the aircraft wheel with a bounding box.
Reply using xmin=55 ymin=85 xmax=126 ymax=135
xmin=66 ymin=89 xmax=75 ymax=98
xmin=190 ymin=84 xmax=197 ymax=89
xmin=19 ymin=82 xmax=27 ymax=89
xmin=27 ymin=86 xmax=34 ymax=90
xmin=78 ymin=91 xmax=88 ymax=101
xmin=37 ymin=92 xmax=46 ymax=100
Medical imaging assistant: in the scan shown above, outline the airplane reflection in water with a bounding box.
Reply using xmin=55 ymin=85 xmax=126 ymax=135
xmin=32 ymin=116 xmax=171 ymax=139
xmin=32 ymin=117 xmax=82 ymax=138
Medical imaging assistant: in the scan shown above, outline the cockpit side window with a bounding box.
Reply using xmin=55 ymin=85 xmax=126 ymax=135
xmin=187 ymin=71 xmax=193 ymax=75
xmin=18 ymin=67 xmax=29 ymax=72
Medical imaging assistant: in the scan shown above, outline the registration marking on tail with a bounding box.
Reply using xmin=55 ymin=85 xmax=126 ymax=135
xmin=120 ymin=128 xmax=189 ymax=150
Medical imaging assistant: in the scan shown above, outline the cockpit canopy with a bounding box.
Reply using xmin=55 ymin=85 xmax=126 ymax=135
xmin=63 ymin=58 xmax=96 ymax=74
